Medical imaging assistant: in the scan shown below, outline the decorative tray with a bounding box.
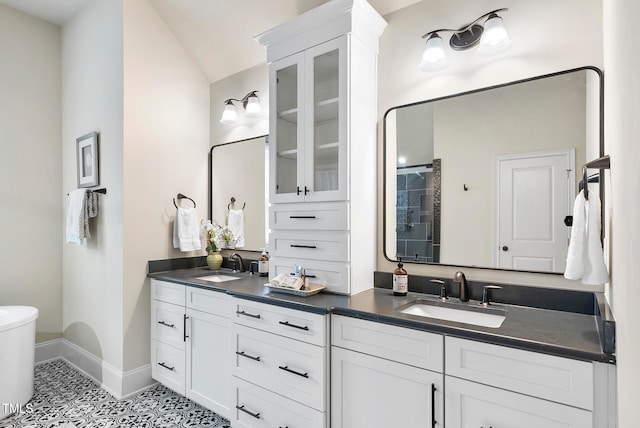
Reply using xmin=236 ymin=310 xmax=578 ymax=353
xmin=264 ymin=283 xmax=326 ymax=297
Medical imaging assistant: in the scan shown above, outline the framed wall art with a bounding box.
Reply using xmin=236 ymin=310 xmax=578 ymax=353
xmin=76 ymin=132 xmax=99 ymax=188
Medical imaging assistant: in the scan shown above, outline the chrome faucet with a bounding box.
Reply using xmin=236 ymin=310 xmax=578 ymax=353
xmin=229 ymin=253 xmax=245 ymax=272
xmin=453 ymin=271 xmax=469 ymax=302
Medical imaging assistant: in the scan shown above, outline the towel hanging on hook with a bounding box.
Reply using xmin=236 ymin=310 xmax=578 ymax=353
xmin=173 ymin=193 xmax=196 ymax=209
xmin=228 ymin=196 xmax=245 ymax=210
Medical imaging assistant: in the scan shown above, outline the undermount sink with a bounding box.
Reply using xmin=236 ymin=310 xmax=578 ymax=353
xmin=196 ymin=274 xmax=241 ymax=283
xmin=398 ymin=300 xmax=506 ymax=328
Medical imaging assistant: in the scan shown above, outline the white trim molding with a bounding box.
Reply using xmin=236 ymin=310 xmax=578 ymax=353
xmin=35 ymin=339 xmax=156 ymax=399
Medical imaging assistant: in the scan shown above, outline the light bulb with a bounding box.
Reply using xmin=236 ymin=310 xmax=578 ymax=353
xmin=419 ymin=34 xmax=449 ymax=72
xmin=220 ymin=102 xmax=238 ymax=124
xmin=245 ymin=94 xmax=261 ymax=116
xmin=478 ymin=14 xmax=512 ymax=55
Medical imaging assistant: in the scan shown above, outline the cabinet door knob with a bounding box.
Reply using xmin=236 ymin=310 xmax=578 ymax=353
xmin=502 ymin=246 xmax=509 ymax=251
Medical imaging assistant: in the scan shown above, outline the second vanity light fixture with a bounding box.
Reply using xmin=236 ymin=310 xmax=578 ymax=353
xmin=419 ymin=8 xmax=511 ymax=72
xmin=219 ymin=90 xmax=262 ymax=124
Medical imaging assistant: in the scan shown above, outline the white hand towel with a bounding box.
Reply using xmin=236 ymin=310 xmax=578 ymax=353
xmin=66 ymin=189 xmax=88 ymax=244
xmin=227 ymin=208 xmax=245 ymax=248
xmin=564 ymin=190 xmax=586 ymax=280
xmin=582 ymin=190 xmax=609 ymax=285
xmin=173 ymin=207 xmax=201 ymax=252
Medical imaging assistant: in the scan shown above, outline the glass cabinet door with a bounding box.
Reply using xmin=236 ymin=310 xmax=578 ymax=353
xmin=269 ymin=37 xmax=347 ymax=203
xmin=305 ymin=37 xmax=347 ymax=202
xmin=270 ymin=52 xmax=305 ymax=203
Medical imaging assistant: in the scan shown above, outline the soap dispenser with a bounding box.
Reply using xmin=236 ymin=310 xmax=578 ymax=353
xmin=258 ymin=250 xmax=269 ymax=277
xmin=392 ymin=263 xmax=408 ymax=296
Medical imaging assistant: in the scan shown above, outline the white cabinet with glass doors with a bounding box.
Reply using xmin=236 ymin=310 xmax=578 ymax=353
xmin=270 ymin=36 xmax=347 ymax=204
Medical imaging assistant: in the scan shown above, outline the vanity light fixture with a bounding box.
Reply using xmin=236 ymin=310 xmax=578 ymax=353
xmin=419 ymin=8 xmax=511 ymax=72
xmin=219 ymin=90 xmax=262 ymax=124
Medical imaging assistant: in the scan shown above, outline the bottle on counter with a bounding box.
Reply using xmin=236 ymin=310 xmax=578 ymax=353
xmin=258 ymin=250 xmax=269 ymax=277
xmin=392 ymin=262 xmax=408 ymax=296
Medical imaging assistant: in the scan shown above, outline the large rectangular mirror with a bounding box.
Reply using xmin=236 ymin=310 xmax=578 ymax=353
xmin=210 ymin=135 xmax=268 ymax=251
xmin=384 ymin=67 xmax=603 ymax=274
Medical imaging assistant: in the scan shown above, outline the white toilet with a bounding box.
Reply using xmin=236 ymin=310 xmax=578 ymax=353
xmin=0 ymin=306 xmax=38 ymax=420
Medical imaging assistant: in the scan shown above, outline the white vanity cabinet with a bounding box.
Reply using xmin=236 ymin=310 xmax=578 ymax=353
xmin=444 ymin=336 xmax=615 ymax=428
xmin=150 ymin=279 xmax=233 ymax=420
xmin=330 ymin=315 xmax=444 ymax=428
xmin=258 ymin=0 xmax=386 ymax=295
xmin=330 ymin=315 xmax=616 ymax=428
xmin=231 ymin=298 xmax=329 ymax=428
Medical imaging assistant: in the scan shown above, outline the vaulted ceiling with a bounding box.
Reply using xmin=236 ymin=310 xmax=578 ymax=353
xmin=0 ymin=0 xmax=420 ymax=82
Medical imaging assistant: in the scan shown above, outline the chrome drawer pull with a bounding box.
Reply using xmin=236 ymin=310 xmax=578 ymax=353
xmin=236 ymin=351 xmax=261 ymax=362
xmin=279 ymin=320 xmax=310 ymax=331
xmin=236 ymin=310 xmax=261 ymax=319
xmin=236 ymin=405 xmax=261 ymax=419
xmin=289 ymin=215 xmax=316 ymax=219
xmin=290 ymin=244 xmax=317 ymax=249
xmin=279 ymin=365 xmax=309 ymax=378
xmin=157 ymin=321 xmax=175 ymax=328
xmin=158 ymin=362 xmax=175 ymax=371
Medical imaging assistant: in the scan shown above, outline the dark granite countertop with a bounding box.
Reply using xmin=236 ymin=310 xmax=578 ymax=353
xmin=148 ymin=265 xmax=616 ymax=364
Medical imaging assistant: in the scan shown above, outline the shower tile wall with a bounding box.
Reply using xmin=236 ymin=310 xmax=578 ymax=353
xmin=397 ymin=167 xmax=437 ymax=263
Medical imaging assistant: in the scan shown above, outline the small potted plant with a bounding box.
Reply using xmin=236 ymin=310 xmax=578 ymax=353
xmin=201 ymin=220 xmax=233 ymax=270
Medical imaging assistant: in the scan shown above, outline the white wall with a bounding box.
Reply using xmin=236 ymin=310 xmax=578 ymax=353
xmin=62 ymin=0 xmax=124 ymax=370
xmin=377 ymin=0 xmax=604 ymax=288
xmin=0 ymin=4 xmax=62 ymax=343
xmin=603 ymin=0 xmax=640 ymax=426
xmin=122 ymin=0 xmax=210 ymax=371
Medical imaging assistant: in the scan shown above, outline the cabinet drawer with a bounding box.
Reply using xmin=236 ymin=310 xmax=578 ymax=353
xmin=151 ymin=300 xmax=185 ymax=351
xmin=233 ymin=324 xmax=327 ymax=411
xmin=151 ymin=279 xmax=185 ymax=305
xmin=151 ymin=340 xmax=185 ymax=395
xmin=233 ymin=377 xmax=325 ymax=428
xmin=270 ymin=202 xmax=348 ymax=231
xmin=233 ymin=298 xmax=327 ymax=346
xmin=270 ymin=257 xmax=350 ymax=294
xmin=445 ymin=376 xmax=593 ymax=428
xmin=331 ymin=315 xmax=443 ymax=372
xmin=270 ymin=231 xmax=348 ymax=262
xmin=445 ymin=336 xmax=594 ymax=410
xmin=186 ymin=286 xmax=231 ymax=317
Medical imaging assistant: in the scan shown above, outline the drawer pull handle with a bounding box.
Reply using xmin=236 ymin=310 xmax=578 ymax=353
xmin=183 ymin=314 xmax=189 ymax=342
xmin=236 ymin=405 xmax=261 ymax=419
xmin=289 ymin=215 xmax=316 ymax=219
xmin=236 ymin=310 xmax=261 ymax=319
xmin=279 ymin=365 xmax=309 ymax=378
xmin=158 ymin=362 xmax=175 ymax=371
xmin=236 ymin=351 xmax=261 ymax=362
xmin=431 ymin=383 xmax=437 ymax=428
xmin=158 ymin=321 xmax=175 ymax=328
xmin=290 ymin=244 xmax=317 ymax=249
xmin=279 ymin=321 xmax=310 ymax=331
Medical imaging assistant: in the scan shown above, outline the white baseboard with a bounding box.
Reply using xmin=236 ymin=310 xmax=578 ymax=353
xmin=35 ymin=338 xmax=156 ymax=399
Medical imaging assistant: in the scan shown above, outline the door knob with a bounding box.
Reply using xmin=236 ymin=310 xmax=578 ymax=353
xmin=502 ymin=246 xmax=509 ymax=251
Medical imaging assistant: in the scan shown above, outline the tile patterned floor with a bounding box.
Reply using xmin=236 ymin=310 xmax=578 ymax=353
xmin=1 ymin=359 xmax=231 ymax=428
